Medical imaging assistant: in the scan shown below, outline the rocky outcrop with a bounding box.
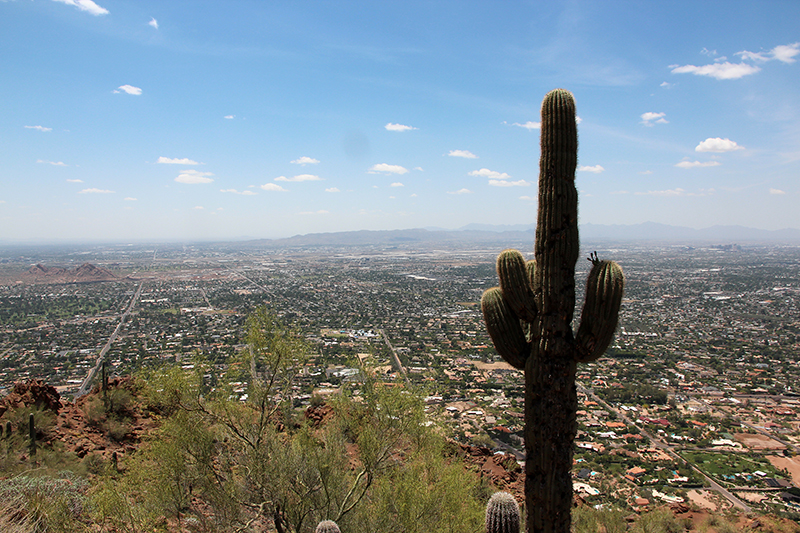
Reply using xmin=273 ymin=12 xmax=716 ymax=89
xmin=0 ymin=379 xmax=63 ymax=418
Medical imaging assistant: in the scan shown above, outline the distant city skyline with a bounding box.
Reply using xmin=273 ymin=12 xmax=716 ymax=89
xmin=2 ymin=1 xmax=799 ymax=243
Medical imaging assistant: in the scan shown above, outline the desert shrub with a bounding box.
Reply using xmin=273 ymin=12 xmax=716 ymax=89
xmin=0 ymin=471 xmax=88 ymax=533
xmin=573 ymin=505 xmax=627 ymax=533
xmin=632 ymin=508 xmax=684 ymax=533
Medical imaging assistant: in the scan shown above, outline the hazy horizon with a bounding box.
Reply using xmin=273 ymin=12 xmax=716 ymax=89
xmin=2 ymin=1 xmax=799 ymax=242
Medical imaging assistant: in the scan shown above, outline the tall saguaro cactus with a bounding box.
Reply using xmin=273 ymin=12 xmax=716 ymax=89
xmin=481 ymin=89 xmax=624 ymax=533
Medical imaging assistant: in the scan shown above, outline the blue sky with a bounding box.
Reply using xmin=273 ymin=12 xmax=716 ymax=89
xmin=1 ymin=1 xmax=799 ymax=243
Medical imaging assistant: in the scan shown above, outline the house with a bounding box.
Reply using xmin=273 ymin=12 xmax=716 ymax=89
xmin=627 ymin=466 xmax=646 ymax=478
xmin=780 ymin=492 xmax=800 ymax=504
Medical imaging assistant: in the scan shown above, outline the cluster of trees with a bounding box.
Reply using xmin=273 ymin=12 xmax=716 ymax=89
xmin=0 ymin=294 xmax=116 ymax=327
xmin=88 ymin=308 xmax=491 ymax=532
xmin=602 ymin=384 xmax=669 ymax=405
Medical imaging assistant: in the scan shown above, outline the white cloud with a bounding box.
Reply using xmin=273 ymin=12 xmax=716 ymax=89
xmin=448 ymin=189 xmax=472 ymax=195
xmin=770 ymin=42 xmax=800 ymax=63
xmin=220 ymin=189 xmax=257 ymax=196
xmin=260 ymin=183 xmax=288 ymax=192
xmin=274 ymin=174 xmax=322 ymax=182
xmin=124 ymin=197 xmax=137 ymax=201
xmin=66 ymin=179 xmax=83 ymax=183
xmin=175 ymin=170 xmax=214 ymax=184
xmin=489 ymin=179 xmax=530 ymax=187
xmin=79 ymin=188 xmax=114 ymax=194
xmin=695 ymin=137 xmax=744 ymax=153
xmin=25 ymin=125 xmax=52 ymax=132
xmin=610 ymin=190 xmax=629 ymax=195
xmin=448 ymin=150 xmax=478 ymax=159
xmin=578 ymin=165 xmax=605 ymax=173
xmin=193 ymin=206 xmax=204 ymax=210
xmin=671 ymin=61 xmax=761 ymax=80
xmin=519 ymin=195 xmax=535 ymax=201
xmin=639 ymin=170 xmax=653 ymax=175
xmin=385 ymin=123 xmax=416 ymax=132
xmin=636 ymin=188 xmax=686 ymax=196
xmin=737 ymin=42 xmax=800 ymax=64
xmin=509 ymin=121 xmax=541 ymax=130
xmin=148 ymin=17 xmax=158 ymax=29
xmin=114 ymin=84 xmax=142 ymax=95
xmin=675 ymin=160 xmax=721 ymax=169
xmin=769 ymin=188 xmax=786 ymax=195
xmin=737 ymin=50 xmax=768 ymax=62
xmin=660 ymin=81 xmax=673 ymax=88
xmin=299 ymin=210 xmax=329 ymax=215
xmin=641 ymin=112 xmax=668 ymax=126
xmin=325 ymin=187 xmax=340 ymax=193
xmin=52 ymin=0 xmax=109 ymax=16
xmin=389 ymin=182 xmax=404 ymax=187
xmin=224 ymin=115 xmax=235 ymax=119
xmin=469 ymin=168 xmax=511 ymax=180
xmin=673 ymin=43 xmax=799 ymax=81
xmin=37 ymin=159 xmax=67 ymax=166
xmin=291 ymin=156 xmax=320 ymax=166
xmin=368 ymin=164 xmax=409 ymax=175
xmin=634 ymin=188 xmax=715 ymax=197
xmin=157 ymin=156 xmax=199 ymax=165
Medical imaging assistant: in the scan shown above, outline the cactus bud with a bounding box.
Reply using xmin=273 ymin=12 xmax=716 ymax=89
xmin=486 ymin=491 xmax=521 ymax=533
xmin=315 ymin=520 xmax=341 ymax=533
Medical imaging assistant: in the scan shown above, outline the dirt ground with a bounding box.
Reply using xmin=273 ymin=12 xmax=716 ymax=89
xmin=736 ymin=491 xmax=768 ymax=504
xmin=767 ymin=454 xmax=800 ymax=485
xmin=471 ymin=360 xmax=518 ymax=371
xmin=733 ymin=432 xmax=786 ymax=450
xmin=686 ymin=489 xmax=722 ymax=511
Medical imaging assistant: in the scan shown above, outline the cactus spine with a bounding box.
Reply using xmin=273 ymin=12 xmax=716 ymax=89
xmin=481 ymin=89 xmax=624 ymax=533
xmin=486 ymin=491 xmax=521 ymax=533
xmin=315 ymin=520 xmax=341 ymax=533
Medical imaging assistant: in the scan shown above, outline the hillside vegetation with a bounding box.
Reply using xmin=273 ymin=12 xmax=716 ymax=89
xmin=1 ymin=310 xmax=798 ymax=533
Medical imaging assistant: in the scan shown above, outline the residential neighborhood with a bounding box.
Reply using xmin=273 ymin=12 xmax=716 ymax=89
xmin=1 ymin=240 xmax=799 ymax=516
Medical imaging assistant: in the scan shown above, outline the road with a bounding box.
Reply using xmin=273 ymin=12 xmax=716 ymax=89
xmin=75 ymin=282 xmax=143 ymax=397
xmin=223 ymin=265 xmax=275 ymax=297
xmin=577 ymin=382 xmax=752 ymax=513
xmin=379 ymin=329 xmax=409 ymax=384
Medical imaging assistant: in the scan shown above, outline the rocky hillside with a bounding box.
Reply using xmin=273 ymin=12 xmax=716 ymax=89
xmin=19 ymin=262 xmax=117 ymax=284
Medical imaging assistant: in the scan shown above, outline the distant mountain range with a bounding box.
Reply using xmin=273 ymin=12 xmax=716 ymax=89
xmin=242 ymin=222 xmax=800 ymax=248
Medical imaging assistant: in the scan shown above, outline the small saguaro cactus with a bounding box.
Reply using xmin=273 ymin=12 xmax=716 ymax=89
xmin=481 ymin=89 xmax=624 ymax=533
xmin=29 ymin=413 xmax=36 ymax=457
xmin=315 ymin=520 xmax=341 ymax=533
xmin=486 ymin=491 xmax=521 ymax=533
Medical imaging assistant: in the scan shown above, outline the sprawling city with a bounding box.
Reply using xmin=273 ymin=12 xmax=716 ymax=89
xmin=1 ymin=236 xmax=798 ymax=527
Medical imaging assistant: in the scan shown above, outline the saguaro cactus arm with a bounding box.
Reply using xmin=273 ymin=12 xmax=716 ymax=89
xmin=575 ymin=257 xmax=625 ymax=362
xmin=481 ymin=287 xmax=529 ymax=370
